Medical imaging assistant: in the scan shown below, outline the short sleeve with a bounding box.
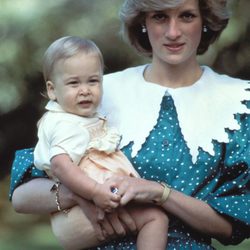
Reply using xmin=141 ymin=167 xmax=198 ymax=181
xmin=9 ymin=148 xmax=48 ymax=200
xmin=33 ymin=118 xmax=91 ymax=170
xmin=49 ymin=120 xmax=90 ymax=165
xmin=206 ymin=106 xmax=250 ymax=244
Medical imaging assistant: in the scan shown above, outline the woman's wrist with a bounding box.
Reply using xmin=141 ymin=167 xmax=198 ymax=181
xmin=158 ymin=182 xmax=171 ymax=204
xmin=153 ymin=181 xmax=171 ymax=205
xmin=50 ymin=182 xmax=71 ymax=213
xmin=12 ymin=178 xmax=72 ymax=214
xmin=52 ymin=182 xmax=77 ymax=211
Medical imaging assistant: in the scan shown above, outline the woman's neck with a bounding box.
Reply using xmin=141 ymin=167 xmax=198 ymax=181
xmin=144 ymin=60 xmax=203 ymax=89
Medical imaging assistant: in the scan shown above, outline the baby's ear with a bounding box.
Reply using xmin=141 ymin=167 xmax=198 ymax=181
xmin=46 ymin=81 xmax=57 ymax=101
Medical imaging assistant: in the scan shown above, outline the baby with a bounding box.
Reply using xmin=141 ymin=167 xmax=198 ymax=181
xmin=34 ymin=36 xmax=168 ymax=250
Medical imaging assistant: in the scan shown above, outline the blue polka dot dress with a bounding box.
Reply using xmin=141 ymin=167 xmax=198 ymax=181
xmin=9 ymin=65 xmax=250 ymax=249
xmin=9 ymin=95 xmax=250 ymax=249
xmin=89 ymin=96 xmax=250 ymax=250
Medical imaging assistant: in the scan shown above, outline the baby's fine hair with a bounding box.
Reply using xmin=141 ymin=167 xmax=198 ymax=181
xmin=119 ymin=0 xmax=229 ymax=56
xmin=43 ymin=36 xmax=104 ymax=82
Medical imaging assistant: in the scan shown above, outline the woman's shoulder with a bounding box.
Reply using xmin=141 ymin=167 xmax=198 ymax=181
xmin=202 ymin=65 xmax=249 ymax=85
xmin=166 ymin=66 xmax=250 ymax=162
xmin=203 ymin=66 xmax=250 ymax=110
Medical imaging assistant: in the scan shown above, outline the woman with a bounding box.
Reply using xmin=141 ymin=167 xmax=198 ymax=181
xmin=10 ymin=0 xmax=250 ymax=249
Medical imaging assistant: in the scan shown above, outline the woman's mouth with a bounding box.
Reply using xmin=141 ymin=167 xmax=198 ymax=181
xmin=164 ymin=43 xmax=184 ymax=52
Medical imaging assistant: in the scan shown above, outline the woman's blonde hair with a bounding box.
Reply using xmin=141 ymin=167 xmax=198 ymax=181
xmin=43 ymin=36 xmax=104 ymax=82
xmin=119 ymin=0 xmax=229 ymax=56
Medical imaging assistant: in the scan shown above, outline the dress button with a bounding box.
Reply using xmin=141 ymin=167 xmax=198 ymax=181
xmin=162 ymin=139 xmax=168 ymax=146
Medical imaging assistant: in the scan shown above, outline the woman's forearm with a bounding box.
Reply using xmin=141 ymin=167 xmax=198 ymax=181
xmin=162 ymin=189 xmax=232 ymax=241
xmin=114 ymin=176 xmax=232 ymax=241
xmin=12 ymin=178 xmax=76 ymax=214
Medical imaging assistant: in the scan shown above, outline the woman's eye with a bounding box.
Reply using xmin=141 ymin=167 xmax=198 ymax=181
xmin=152 ymin=13 xmax=167 ymax=22
xmin=181 ymin=13 xmax=196 ymax=22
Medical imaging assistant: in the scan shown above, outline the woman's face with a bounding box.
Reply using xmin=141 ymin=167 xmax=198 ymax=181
xmin=145 ymin=0 xmax=202 ymax=67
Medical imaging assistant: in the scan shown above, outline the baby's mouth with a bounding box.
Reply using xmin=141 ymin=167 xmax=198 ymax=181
xmin=78 ymin=100 xmax=92 ymax=106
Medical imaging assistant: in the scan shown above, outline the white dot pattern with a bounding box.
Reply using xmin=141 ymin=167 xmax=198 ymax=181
xmin=9 ymin=96 xmax=250 ymax=249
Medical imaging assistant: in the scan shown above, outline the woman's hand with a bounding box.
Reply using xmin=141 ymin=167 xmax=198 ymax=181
xmin=109 ymin=176 xmax=163 ymax=205
xmin=75 ymin=195 xmax=137 ymax=241
xmin=98 ymin=207 xmax=138 ymax=239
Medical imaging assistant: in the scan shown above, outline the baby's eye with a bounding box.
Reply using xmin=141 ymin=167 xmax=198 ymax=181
xmin=88 ymin=79 xmax=100 ymax=86
xmin=180 ymin=12 xmax=196 ymax=22
xmin=67 ymin=81 xmax=79 ymax=86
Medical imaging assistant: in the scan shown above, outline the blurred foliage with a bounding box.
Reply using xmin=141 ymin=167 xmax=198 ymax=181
xmin=0 ymin=0 xmax=249 ymax=249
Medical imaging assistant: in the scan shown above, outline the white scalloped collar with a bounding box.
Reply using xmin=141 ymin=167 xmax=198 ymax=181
xmin=100 ymin=65 xmax=250 ymax=163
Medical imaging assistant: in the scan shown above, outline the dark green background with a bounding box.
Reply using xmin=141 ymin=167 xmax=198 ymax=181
xmin=0 ymin=0 xmax=249 ymax=249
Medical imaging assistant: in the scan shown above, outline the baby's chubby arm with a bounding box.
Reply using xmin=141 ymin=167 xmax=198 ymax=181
xmin=51 ymin=154 xmax=120 ymax=211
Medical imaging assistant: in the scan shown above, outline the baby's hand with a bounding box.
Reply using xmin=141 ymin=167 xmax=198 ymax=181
xmin=92 ymin=180 xmax=121 ymax=212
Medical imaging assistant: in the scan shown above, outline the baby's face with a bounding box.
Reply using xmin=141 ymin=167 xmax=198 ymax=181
xmin=47 ymin=52 xmax=103 ymax=117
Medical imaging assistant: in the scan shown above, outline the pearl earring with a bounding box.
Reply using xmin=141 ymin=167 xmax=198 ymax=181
xmin=142 ymin=25 xmax=147 ymax=33
xmin=203 ymin=25 xmax=208 ymax=33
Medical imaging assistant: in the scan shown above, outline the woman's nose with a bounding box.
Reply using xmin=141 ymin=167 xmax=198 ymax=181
xmin=165 ymin=19 xmax=181 ymax=40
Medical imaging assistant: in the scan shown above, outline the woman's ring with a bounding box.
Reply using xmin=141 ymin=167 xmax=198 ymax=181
xmin=111 ymin=187 xmax=119 ymax=194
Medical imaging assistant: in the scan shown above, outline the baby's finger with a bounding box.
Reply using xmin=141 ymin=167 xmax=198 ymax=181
xmin=109 ymin=200 xmax=120 ymax=209
xmin=110 ymin=193 xmax=121 ymax=202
